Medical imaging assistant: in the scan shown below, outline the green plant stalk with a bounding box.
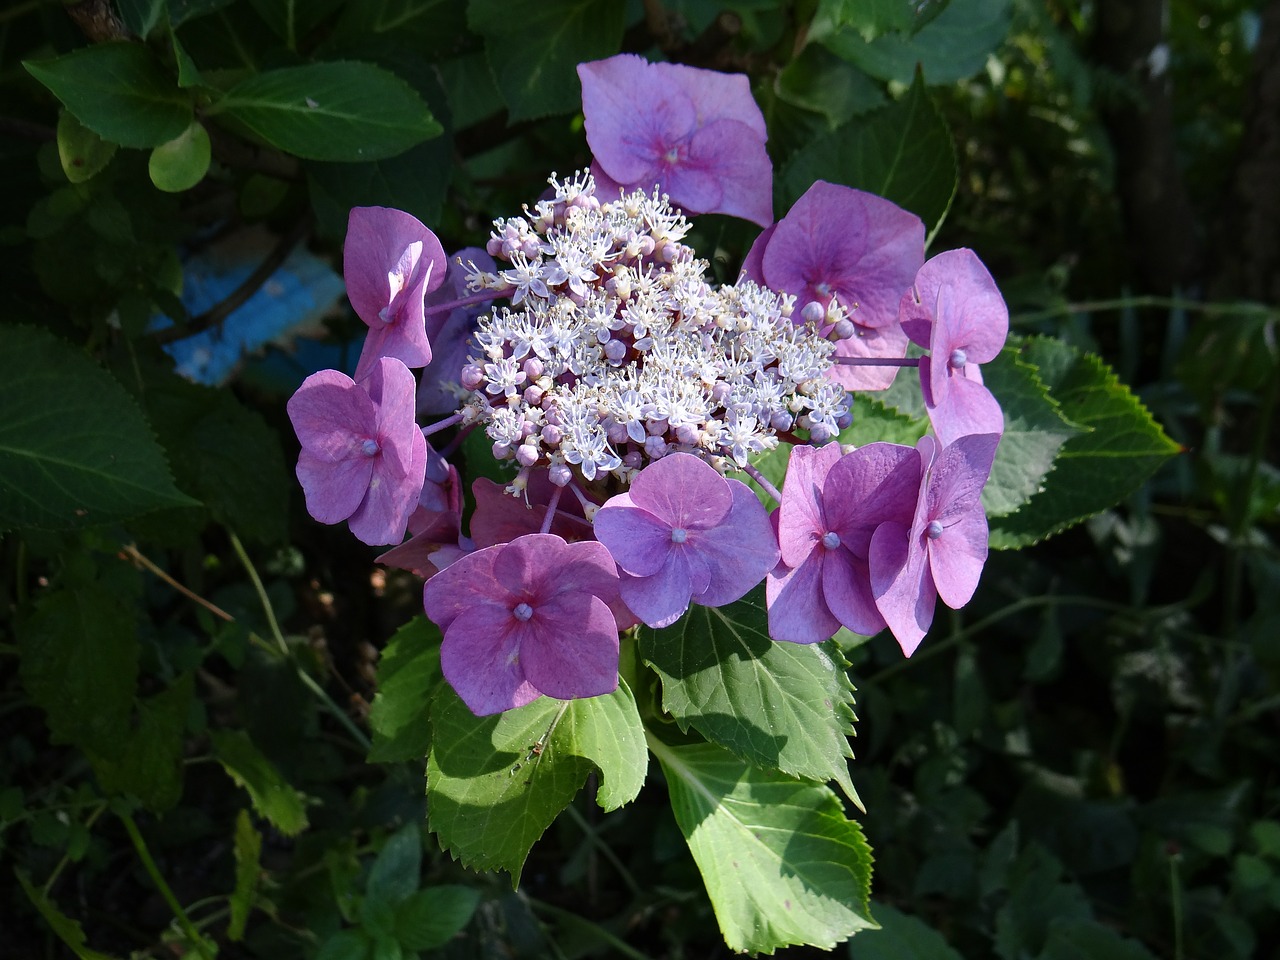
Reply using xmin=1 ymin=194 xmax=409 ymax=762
xmin=563 ymin=802 xmax=643 ymax=898
xmin=119 ymin=812 xmax=215 ymax=960
xmin=41 ymin=801 xmax=107 ymax=896
xmin=227 ymin=530 xmax=371 ymax=750
xmin=528 ymin=898 xmax=654 ymax=960
xmin=1169 ymin=850 xmax=1184 ymax=960
xmin=1013 ymin=295 xmax=1276 ymax=326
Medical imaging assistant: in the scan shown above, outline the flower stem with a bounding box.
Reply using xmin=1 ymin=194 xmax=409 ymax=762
xmin=119 ymin=812 xmax=216 ymax=960
xmin=228 ymin=531 xmax=371 ymax=751
xmin=422 ymin=288 xmax=510 ymax=317
xmin=422 ymin=412 xmax=463 ymax=438
xmin=831 ymin=356 xmax=920 ymax=367
xmin=741 ymin=462 xmax=783 ymax=505
xmin=540 ymin=484 xmax=565 ymax=534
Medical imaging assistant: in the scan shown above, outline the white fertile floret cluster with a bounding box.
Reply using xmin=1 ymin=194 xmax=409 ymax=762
xmin=458 ymin=172 xmax=850 ymax=487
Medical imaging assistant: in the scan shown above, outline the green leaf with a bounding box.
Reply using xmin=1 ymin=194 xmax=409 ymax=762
xmin=211 ymin=730 xmax=309 ymax=836
xmin=17 ymin=579 xmax=138 ymax=758
xmin=811 ymin=0 xmax=917 ymax=42
xmin=317 ymin=929 xmax=372 ymax=960
xmin=93 ymin=674 xmax=193 ymax=813
xmin=467 ymin=0 xmax=624 ymax=121
xmin=782 ymin=72 xmax=956 ymax=240
xmin=17 ymin=872 xmax=121 ymax=960
xmin=814 ymin=0 xmax=1013 ymax=85
xmin=209 ymin=61 xmax=441 ymax=162
xmin=0 ymin=327 xmax=197 ymax=532
xmin=1038 ymin=918 xmax=1158 ymax=960
xmin=394 ymin=885 xmax=481 ymax=951
xmin=228 ymin=810 xmax=262 ymax=941
xmin=368 ymin=617 xmax=443 ymax=763
xmin=640 ymin=588 xmax=859 ymax=803
xmin=993 ymin=844 xmax=1092 ymax=960
xmin=56 ymin=111 xmax=117 ymax=183
xmin=24 ymin=43 xmax=193 ymax=148
xmin=367 ymin=824 xmax=422 ymax=905
xmin=980 ymin=342 xmax=1083 ymax=518
xmin=841 ymin=393 xmax=929 ymax=448
xmin=651 ymin=739 xmax=876 ymax=954
xmin=137 ymin=368 xmax=290 ymax=545
xmin=988 ymin=337 xmax=1182 ymax=548
xmin=149 ymin=120 xmax=211 ymax=192
xmin=117 ymin=0 xmax=167 ymax=38
xmin=775 ymin=45 xmax=886 ymax=127
xmin=427 ymin=679 xmax=646 ymax=880
xmin=849 ymin=902 xmax=963 ymax=959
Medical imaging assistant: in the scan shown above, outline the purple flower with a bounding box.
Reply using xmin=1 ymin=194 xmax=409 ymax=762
xmin=593 ymin=453 xmax=779 ymax=628
xmin=288 ymin=357 xmax=427 ymax=546
xmin=375 ymin=446 xmax=464 ymax=578
xmin=423 ymin=534 xmax=622 ymax=716
xmin=898 ymin=249 xmax=1008 ymax=445
xmin=578 ymin=54 xmax=773 ymax=227
xmin=741 ymin=182 xmax=924 ymax=390
xmin=869 ymin=433 xmax=1000 ymax=656
xmin=417 ymin=247 xmax=496 ymax=416
xmin=766 ymin=441 xmax=922 ymax=644
xmin=345 ymin=206 xmax=447 ymax=382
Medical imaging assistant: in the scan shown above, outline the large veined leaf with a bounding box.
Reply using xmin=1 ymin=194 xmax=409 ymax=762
xmin=651 ymin=738 xmax=876 ymax=954
xmin=367 ymin=617 xmax=443 ymax=764
xmin=782 ymin=73 xmax=956 ymax=241
xmin=467 ymin=0 xmax=624 ymax=122
xmin=640 ymin=588 xmax=860 ymax=804
xmin=814 ymin=0 xmax=1013 ymax=86
xmin=980 ymin=342 xmax=1083 ymax=518
xmin=0 ymin=327 xmax=196 ymax=533
xmin=989 ymin=337 xmax=1182 ymax=548
xmin=427 ymin=679 xmax=647 ymax=880
xmin=209 ymin=61 xmax=441 ymax=162
xmin=24 ymin=43 xmax=192 ymax=148
xmin=211 ymin=730 xmax=310 ymax=836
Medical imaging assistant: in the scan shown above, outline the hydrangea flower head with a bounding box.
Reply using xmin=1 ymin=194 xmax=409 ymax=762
xmin=766 ymin=441 xmax=921 ymax=644
xmin=742 ymin=182 xmax=924 ymax=390
xmin=288 ymin=356 xmax=427 ymax=546
xmin=345 ymin=206 xmax=447 ymax=382
xmin=594 ymin=453 xmax=779 ymax=628
xmin=578 ymin=54 xmax=773 ymax=227
xmin=869 ymin=433 xmax=1001 ymax=655
xmin=899 ymin=249 xmax=1008 ymax=444
xmin=423 ymin=534 xmax=622 ymax=716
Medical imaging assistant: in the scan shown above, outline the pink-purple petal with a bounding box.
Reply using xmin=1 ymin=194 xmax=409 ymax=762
xmin=618 ymin=558 xmax=694 ymax=629
xmin=594 ymin=495 xmax=677 ymax=578
xmin=687 ymin=481 xmax=780 ymax=607
xmin=518 ymin=593 xmax=620 ymax=701
xmin=776 ymin=442 xmax=842 ymax=568
xmin=288 ymin=369 xmax=378 ymax=459
xmin=869 ymin=519 xmax=936 ymax=657
xmin=440 ymin=604 xmax=540 ymax=717
xmin=423 ymin=544 xmax=502 ymax=631
xmin=823 ymin=321 xmax=910 ymax=392
xmin=928 ymin=507 xmax=989 ymax=610
xmin=821 ymin=546 xmax=885 ymax=637
xmin=823 ymin=442 xmax=921 ymax=558
xmin=923 ymin=368 xmax=1006 ymax=448
xmin=765 ymin=555 xmax=841 ymax=645
xmin=626 ymin=453 xmax=732 ymax=530
xmin=296 ymin=449 xmax=371 ymax=525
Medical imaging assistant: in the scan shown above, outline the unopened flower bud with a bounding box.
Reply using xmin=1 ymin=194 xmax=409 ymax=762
xmin=644 ymin=436 xmax=668 ymax=459
xmin=801 ymin=300 xmax=825 ymax=324
xmin=541 ymin=424 xmax=563 ymax=445
xmin=832 ymin=319 xmax=855 ymax=341
xmin=548 ymin=463 xmax=573 ymax=487
xmin=460 ymin=364 xmax=484 ymax=390
xmin=515 ymin=443 xmax=540 ymax=467
xmin=523 ymin=357 xmax=544 ymax=380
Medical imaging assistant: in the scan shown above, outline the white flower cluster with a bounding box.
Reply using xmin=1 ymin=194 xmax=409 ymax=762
xmin=458 ymin=172 xmax=850 ymax=487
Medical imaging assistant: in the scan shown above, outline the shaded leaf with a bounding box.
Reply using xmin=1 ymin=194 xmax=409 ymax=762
xmin=367 ymin=617 xmax=443 ymax=764
xmin=989 ymin=337 xmax=1181 ymax=548
xmin=467 ymin=0 xmax=624 ymax=122
xmin=0 ymin=327 xmax=197 ymax=532
xmin=395 ymin=885 xmax=481 ymax=951
xmin=849 ymin=902 xmax=963 ymax=959
xmin=210 ymin=61 xmax=441 ymax=162
xmin=211 ymin=730 xmax=309 ymax=836
xmin=93 ymin=674 xmax=193 ymax=813
xmin=17 ymin=872 xmax=120 ymax=960
xmin=980 ymin=342 xmax=1083 ymax=518
xmin=640 ymin=588 xmax=859 ymax=803
xmin=652 ymin=739 xmax=876 ymax=954
xmin=782 ymin=73 xmax=956 ymax=240
xmin=24 ymin=43 xmax=192 ymax=148
xmin=56 ymin=111 xmax=117 ymax=183
xmin=367 ymin=824 xmax=422 ymax=905
xmin=228 ymin=810 xmax=262 ymax=941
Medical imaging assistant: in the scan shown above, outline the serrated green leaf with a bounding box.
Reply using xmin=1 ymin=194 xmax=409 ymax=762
xmin=368 ymin=618 xmax=443 ymax=764
xmin=842 ymin=393 xmax=929 ymax=447
xmin=0 ymin=327 xmax=197 ymax=532
xmin=56 ymin=111 xmax=117 ymax=183
xmin=367 ymin=824 xmax=422 ymax=905
xmin=782 ymin=72 xmax=956 ymax=240
xmin=17 ymin=872 xmax=121 ymax=960
xmin=815 ymin=0 xmax=1012 ymax=85
xmin=209 ymin=61 xmax=441 ymax=162
xmin=149 ymin=120 xmax=211 ymax=193
xmin=810 ymin=0 xmax=917 ymax=41
xmin=993 ymin=844 xmax=1092 ymax=960
xmin=228 ymin=810 xmax=262 ymax=941
xmin=394 ymin=885 xmax=481 ymax=951
xmin=17 ymin=579 xmax=138 ymax=758
xmin=24 ymin=43 xmax=193 ymax=148
xmin=1038 ymin=918 xmax=1158 ymax=960
xmin=138 ymin=368 xmax=289 ymax=545
xmin=426 ymin=679 xmax=646 ymax=880
xmin=211 ymin=730 xmax=309 ymax=836
xmin=651 ymin=738 xmax=876 ymax=954
xmin=849 ymin=902 xmax=963 ymax=959
xmin=640 ymin=588 xmax=859 ymax=803
xmin=467 ymin=0 xmax=624 ymax=122
xmin=989 ymin=337 xmax=1181 ymax=548
xmin=93 ymin=674 xmax=193 ymax=813
xmin=117 ymin=0 xmax=167 ymax=38
xmin=980 ymin=342 xmax=1083 ymax=518
xmin=317 ymin=929 xmax=372 ymax=960
xmin=306 ymin=137 xmax=450 ymax=240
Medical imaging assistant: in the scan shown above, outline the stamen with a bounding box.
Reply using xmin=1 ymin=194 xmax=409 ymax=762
xmin=670 ymin=527 xmax=688 ymax=544
xmin=821 ymin=531 xmax=840 ymax=550
xmin=926 ymin=520 xmax=944 ymax=540
xmin=361 ymin=439 xmax=380 ymax=457
xmin=513 ymin=602 xmax=534 ymax=621
xmin=949 ymin=348 xmax=968 ymax=369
